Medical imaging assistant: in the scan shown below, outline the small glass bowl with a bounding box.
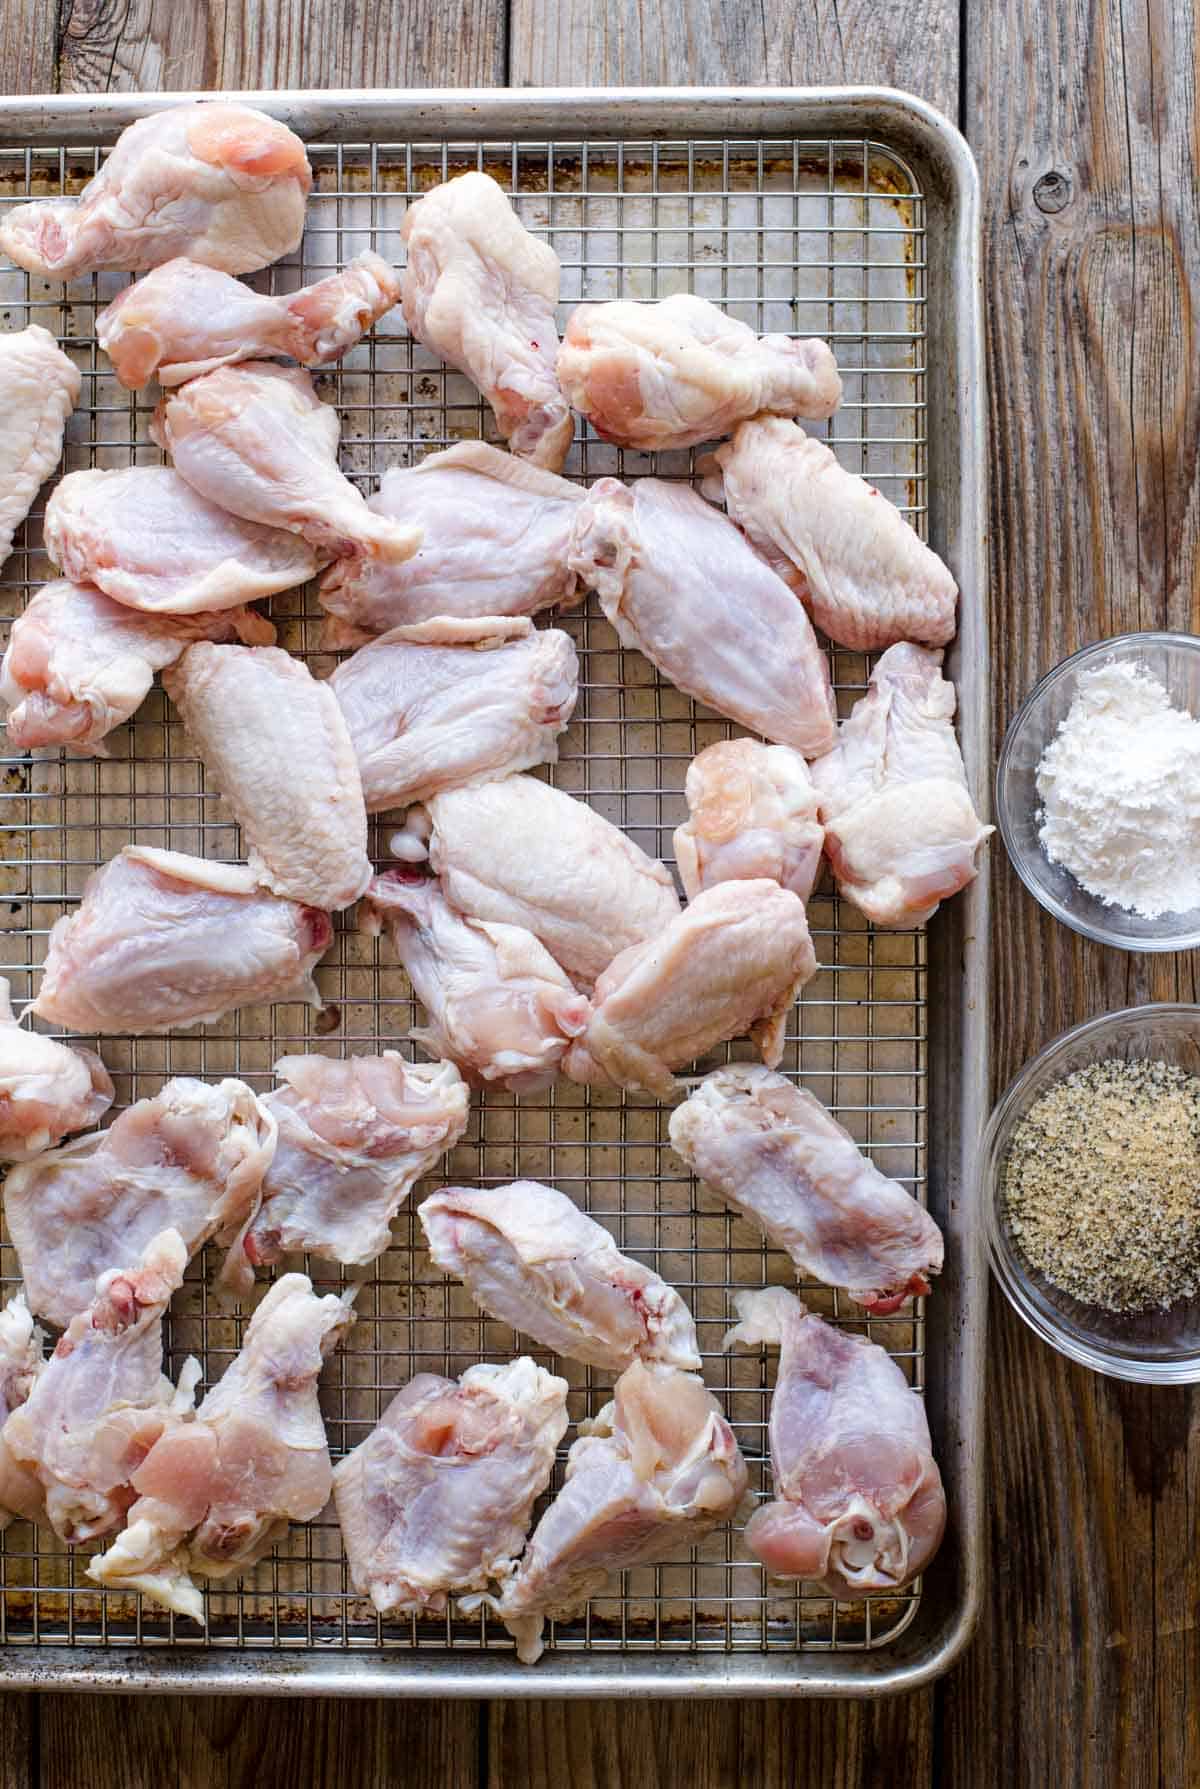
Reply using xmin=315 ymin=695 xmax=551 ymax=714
xmin=982 ymin=1004 xmax=1200 ymax=1382
xmin=995 ymin=630 xmax=1200 ymax=950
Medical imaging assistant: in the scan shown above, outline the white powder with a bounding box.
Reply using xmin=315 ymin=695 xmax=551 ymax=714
xmin=1035 ymin=660 xmax=1200 ymax=919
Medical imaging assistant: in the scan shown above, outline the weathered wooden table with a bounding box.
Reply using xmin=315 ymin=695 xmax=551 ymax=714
xmin=0 ymin=2 xmax=1195 ymax=1784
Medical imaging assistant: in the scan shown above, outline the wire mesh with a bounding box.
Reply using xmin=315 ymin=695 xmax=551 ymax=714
xmin=0 ymin=131 xmax=929 ymax=1659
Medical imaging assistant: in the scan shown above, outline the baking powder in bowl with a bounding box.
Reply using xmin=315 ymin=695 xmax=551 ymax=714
xmin=1036 ymin=659 xmax=1200 ymax=918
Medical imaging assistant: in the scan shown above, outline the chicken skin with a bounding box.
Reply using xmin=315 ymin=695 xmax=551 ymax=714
xmin=809 ymin=643 xmax=991 ymax=927
xmin=360 ymin=872 xmax=590 ymax=1094
xmin=333 ymin=1356 xmax=568 ymax=1617
xmin=705 ymin=417 xmax=958 ymax=651
xmin=164 ymin=642 xmax=370 ymax=909
xmin=567 ymin=478 xmax=837 ymax=758
xmin=0 ymin=580 xmax=274 ymax=754
xmin=400 ymin=172 xmax=572 ymax=470
xmin=0 ymin=1296 xmax=47 ymax=1527
xmin=557 ymin=294 xmax=841 ymax=452
xmin=90 ymin=1274 xmax=354 ymax=1620
xmin=3 ymin=1229 xmax=197 ymax=1545
xmin=318 ymin=442 xmax=585 ymax=648
xmin=419 ymin=1182 xmax=701 ymax=1372
xmin=725 ymin=1287 xmax=945 ymax=1597
xmin=564 ymin=880 xmax=817 ymax=1099
xmin=0 ymin=103 xmax=310 ymax=281
xmin=44 ymin=465 xmax=318 ymax=615
xmin=242 ymin=1051 xmax=470 ymax=1269
xmin=32 ymin=847 xmax=331 ymax=1035
xmin=152 ymin=362 xmax=421 ymax=563
xmin=673 ymin=739 xmax=824 ymax=903
xmin=0 ymin=326 xmax=80 ymax=568
xmin=0 ymin=977 xmax=112 ymax=1163
xmin=6 ymin=1075 xmax=278 ymax=1327
xmin=330 ymin=616 xmax=578 ymax=812
xmin=472 ymin=1360 xmax=746 ymax=1664
xmin=97 ymin=252 xmax=399 ymax=389
xmin=669 ymin=1066 xmax=943 ymax=1314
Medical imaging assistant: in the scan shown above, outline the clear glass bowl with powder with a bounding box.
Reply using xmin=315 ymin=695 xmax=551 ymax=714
xmin=996 ymin=631 xmax=1200 ymax=949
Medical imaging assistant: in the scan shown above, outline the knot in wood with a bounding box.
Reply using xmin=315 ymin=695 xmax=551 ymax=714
xmin=1033 ymin=170 xmax=1072 ymax=214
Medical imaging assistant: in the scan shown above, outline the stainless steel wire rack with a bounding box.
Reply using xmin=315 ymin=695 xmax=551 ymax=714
xmin=0 ymin=88 xmax=987 ymax=1697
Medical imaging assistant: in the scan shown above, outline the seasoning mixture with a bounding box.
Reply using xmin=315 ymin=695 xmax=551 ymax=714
xmin=1003 ymin=1058 xmax=1200 ymax=1312
xmin=1036 ymin=660 xmax=1200 ymax=919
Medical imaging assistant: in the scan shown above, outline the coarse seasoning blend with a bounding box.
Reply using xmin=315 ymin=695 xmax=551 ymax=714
xmin=1002 ymin=1058 xmax=1200 ymax=1313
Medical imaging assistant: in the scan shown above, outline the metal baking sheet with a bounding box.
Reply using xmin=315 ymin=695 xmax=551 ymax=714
xmin=0 ymin=87 xmax=987 ymax=1697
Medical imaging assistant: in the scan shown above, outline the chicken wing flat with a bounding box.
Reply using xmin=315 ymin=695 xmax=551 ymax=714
xmin=0 ymin=976 xmax=112 ymax=1163
xmin=0 ymin=1296 xmax=48 ymax=1528
xmin=0 ymin=326 xmax=80 ymax=568
xmin=673 ymin=739 xmax=824 ymax=903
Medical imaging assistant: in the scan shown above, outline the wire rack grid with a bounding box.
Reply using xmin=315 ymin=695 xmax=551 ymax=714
xmin=0 ymin=128 xmax=931 ymax=1661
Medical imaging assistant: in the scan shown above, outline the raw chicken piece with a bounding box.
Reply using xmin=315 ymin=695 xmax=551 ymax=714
xmin=567 ymin=478 xmax=837 ymax=758
xmin=164 ymin=642 xmax=370 ymax=909
xmin=471 ymin=1359 xmax=746 ymax=1664
xmin=0 ymin=1296 xmax=48 ymax=1527
xmin=564 ymin=880 xmax=817 ymax=1100
xmin=152 ymin=362 xmax=421 ymax=563
xmin=725 ymin=1287 xmax=945 ymax=1595
xmin=318 ymin=442 xmax=585 ymax=648
xmin=0 ymin=103 xmax=310 ymax=281
xmin=44 ymin=465 xmax=318 ymax=615
xmin=413 ymin=776 xmax=681 ymax=987
xmin=668 ymin=1066 xmax=943 ymax=1314
xmin=0 ymin=579 xmax=274 ymax=754
xmin=32 ymin=846 xmax=331 ymax=1035
xmin=6 ymin=1076 xmax=278 ymax=1328
xmin=334 ymin=1356 xmax=567 ymax=1617
xmin=89 ymin=1274 xmax=354 ymax=1619
xmin=557 ymin=294 xmax=841 ymax=452
xmin=360 ymin=872 xmax=590 ymax=1094
xmin=401 ymin=172 xmax=572 ymax=470
xmin=3 ymin=1229 xmax=197 ymax=1545
xmin=330 ymin=616 xmax=578 ymax=811
xmin=0 ymin=976 xmax=112 ymax=1163
xmin=673 ymin=739 xmax=824 ymax=903
xmin=808 ymin=643 xmax=991 ymax=927
xmin=242 ymin=1051 xmax=470 ymax=1269
xmin=705 ymin=417 xmax=957 ymax=650
xmin=0 ymin=326 xmax=80 ymax=567
xmin=97 ymin=252 xmax=399 ymax=389
xmin=420 ymin=1182 xmax=701 ymax=1372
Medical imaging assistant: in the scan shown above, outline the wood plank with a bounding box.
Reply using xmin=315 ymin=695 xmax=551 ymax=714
xmin=0 ymin=1698 xmax=32 ymax=1789
xmin=0 ymin=0 xmax=56 ymax=93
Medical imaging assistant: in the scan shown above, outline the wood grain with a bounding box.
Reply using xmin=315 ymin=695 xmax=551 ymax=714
xmin=0 ymin=0 xmax=56 ymax=94
xmin=0 ymin=1698 xmax=32 ymax=1789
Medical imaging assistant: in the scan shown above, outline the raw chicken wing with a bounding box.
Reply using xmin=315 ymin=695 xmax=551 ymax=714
xmin=413 ymin=776 xmax=681 ymax=987
xmin=0 ymin=1296 xmax=48 ymax=1527
xmin=6 ymin=1075 xmax=278 ymax=1327
xmin=0 ymin=103 xmax=310 ymax=280
xmin=153 ymin=362 xmax=421 ymax=563
xmin=360 ymin=872 xmax=590 ymax=1094
xmin=564 ymin=880 xmax=817 ymax=1099
xmin=0 ymin=976 xmax=112 ymax=1162
xmin=668 ymin=1066 xmax=943 ymax=1313
xmin=3 ymin=1229 xmax=197 ymax=1545
xmin=333 ymin=1356 xmax=567 ymax=1617
xmin=90 ymin=1274 xmax=354 ymax=1619
xmin=44 ymin=465 xmax=318 ymax=614
xmin=419 ymin=1182 xmax=700 ymax=1372
xmin=472 ymin=1359 xmax=746 ymax=1664
xmin=401 ymin=172 xmax=572 ymax=470
xmin=330 ymin=616 xmax=578 ymax=811
xmin=557 ymin=294 xmax=841 ymax=451
xmin=97 ymin=252 xmax=399 ymax=389
xmin=706 ymin=417 xmax=958 ymax=650
xmin=0 ymin=326 xmax=80 ymax=566
xmin=318 ymin=442 xmax=585 ymax=647
xmin=673 ymin=739 xmax=824 ymax=903
xmin=725 ymin=1287 xmax=945 ymax=1595
xmin=243 ymin=1051 xmax=469 ymax=1269
xmin=567 ymin=478 xmax=837 ymax=757
xmin=32 ymin=846 xmax=331 ymax=1034
xmin=809 ymin=643 xmax=991 ymax=926
xmin=0 ymin=579 xmax=274 ymax=754
xmin=164 ymin=642 xmax=370 ymax=909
